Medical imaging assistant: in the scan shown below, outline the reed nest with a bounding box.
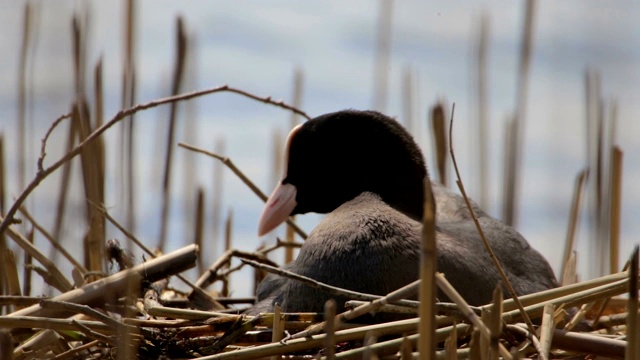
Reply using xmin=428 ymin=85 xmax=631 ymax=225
xmin=0 ymin=237 xmax=637 ymax=359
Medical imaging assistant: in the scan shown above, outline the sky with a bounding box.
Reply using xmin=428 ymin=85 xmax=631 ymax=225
xmin=0 ymin=0 xmax=639 ymax=298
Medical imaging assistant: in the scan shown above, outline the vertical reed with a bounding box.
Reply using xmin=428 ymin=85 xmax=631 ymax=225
xmin=430 ymin=103 xmax=448 ymax=186
xmin=159 ymin=16 xmax=188 ymax=251
xmin=626 ymin=246 xmax=639 ymax=360
xmin=122 ymin=0 xmax=137 ymax=233
xmin=285 ymin=68 xmax=304 ymax=263
xmin=474 ymin=13 xmax=490 ymax=209
xmin=0 ymin=135 xmax=6 ymax=302
xmin=560 ymin=169 xmax=588 ymax=284
xmin=372 ymin=0 xmax=392 ymax=113
xmin=17 ymin=3 xmax=33 ymax=195
xmin=418 ymin=179 xmax=436 ymax=360
xmin=222 ymin=209 xmax=233 ymax=297
xmin=195 ymin=188 xmax=205 ymax=275
xmin=211 ymin=138 xmax=226 ymax=257
xmin=503 ymin=0 xmax=536 ymax=227
xmin=609 ymin=147 xmax=622 ymax=274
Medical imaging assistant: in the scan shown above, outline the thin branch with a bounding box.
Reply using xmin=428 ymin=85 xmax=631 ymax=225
xmin=39 ymin=299 xmax=133 ymax=334
xmin=37 ymin=113 xmax=72 ymax=172
xmin=505 ymin=324 xmax=543 ymax=357
xmin=447 ymin=103 xmax=536 ymax=335
xmin=241 ymin=259 xmax=419 ymax=308
xmin=178 ymin=142 xmax=308 ymax=239
xmin=0 ymin=85 xmax=311 ymax=236
xmin=287 ymin=279 xmax=422 ymax=341
xmin=71 ymin=319 xmax=116 ymax=345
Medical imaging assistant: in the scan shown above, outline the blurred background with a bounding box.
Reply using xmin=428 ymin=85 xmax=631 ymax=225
xmin=0 ymin=0 xmax=639 ymax=299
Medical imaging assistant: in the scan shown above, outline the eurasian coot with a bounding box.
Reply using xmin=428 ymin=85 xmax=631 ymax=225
xmin=250 ymin=109 xmax=557 ymax=315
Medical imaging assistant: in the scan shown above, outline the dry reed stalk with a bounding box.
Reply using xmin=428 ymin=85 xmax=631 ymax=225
xmin=178 ymin=142 xmax=308 ymax=239
xmin=71 ymin=14 xmax=106 ymax=276
xmin=22 ymin=228 xmax=34 ymax=296
xmin=448 ymin=104 xmax=535 ymax=334
xmin=551 ymin=329 xmax=626 ymax=358
xmin=564 ymin=301 xmax=594 ymax=331
xmin=402 ymin=66 xmax=415 ymax=138
xmin=288 ymin=280 xmax=422 ymax=341
xmin=331 ymin=322 xmax=472 ymax=360
xmin=147 ymin=307 xmax=241 ymax=321
xmin=502 ymin=116 xmax=516 ymax=223
xmin=372 ymin=0 xmax=392 ymax=113
xmin=0 ymin=296 xmax=44 ymax=307
xmin=13 ymin=329 xmax=69 ymax=360
xmin=7 ymin=244 xmax=197 ymax=319
xmin=2 ymin=219 xmax=72 ymax=292
xmin=627 ymin=246 xmax=639 ymax=360
xmin=182 ymin=32 xmax=200 ymax=258
xmin=0 ymin=330 xmax=12 ymax=359
xmin=419 ymin=178 xmax=437 ymax=360
xmin=560 ymin=169 xmax=588 ymax=284
xmin=121 ymin=0 xmax=137 ymax=234
xmin=363 ymin=331 xmax=379 ymax=360
xmin=443 ymin=320 xmax=457 ymax=360
xmin=222 ymin=209 xmax=233 ymax=297
xmin=479 ymin=309 xmax=489 ymax=359
xmin=400 ymin=335 xmax=413 ymax=359
xmin=39 ymin=300 xmax=134 ymax=335
xmin=538 ymin=303 xmax=555 ymax=360
xmin=500 ymin=270 xmax=627 ymax=312
xmin=50 ymin=108 xmax=75 ymax=265
xmin=18 ymin=205 xmax=88 ymax=274
xmin=94 ymin=57 xmax=104 ymax=129
xmin=50 ymin=339 xmax=99 ymax=360
xmin=505 ymin=324 xmax=542 ymax=357
xmin=324 ymin=299 xmax=337 ymax=360
xmin=285 ymin=68 xmax=304 ymax=263
xmin=469 ymin=328 xmax=481 ymax=360
xmin=159 ymin=16 xmax=188 ymax=251
xmin=474 ymin=13 xmax=489 ymax=209
xmin=0 ymin=136 xmax=5 ymax=307
xmin=200 ymin=317 xmax=424 ymax=360
xmin=270 ymin=128 xmax=284 ymax=239
xmin=2 ymin=250 xmax=21 ymax=301
xmin=344 ymin=301 xmax=417 ymax=314
xmin=270 ymin=304 xmax=284 ymax=360
xmin=430 ymin=104 xmax=448 ymax=186
xmin=17 ymin=3 xmax=33 ymax=195
xmin=435 ymin=273 xmax=513 ymax=360
xmin=195 ymin=188 xmax=206 ymax=274
xmin=194 ymin=249 xmax=274 ymax=291
xmin=585 ymin=70 xmax=606 ymax=276
xmin=242 ymin=259 xmax=418 ymax=308
xmin=497 ymin=277 xmax=634 ymax=326
xmin=211 ymin=137 xmax=226 ymax=254
xmin=1 ymin=316 xmax=112 ymax=334
xmin=503 ymin=0 xmax=536 ymax=227
xmin=561 ymin=252 xmax=578 ymax=287
xmin=609 ymin=147 xmax=623 ymax=274
xmin=489 ymin=286 xmax=503 ymax=360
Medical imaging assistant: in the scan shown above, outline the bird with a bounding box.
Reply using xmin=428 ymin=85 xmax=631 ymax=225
xmin=248 ymin=109 xmax=558 ymax=316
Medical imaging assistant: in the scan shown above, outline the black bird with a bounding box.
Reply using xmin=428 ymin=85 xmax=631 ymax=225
xmin=250 ymin=110 xmax=557 ymax=315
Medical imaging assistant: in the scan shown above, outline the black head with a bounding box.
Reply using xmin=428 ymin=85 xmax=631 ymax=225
xmin=283 ymin=110 xmax=428 ymax=221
